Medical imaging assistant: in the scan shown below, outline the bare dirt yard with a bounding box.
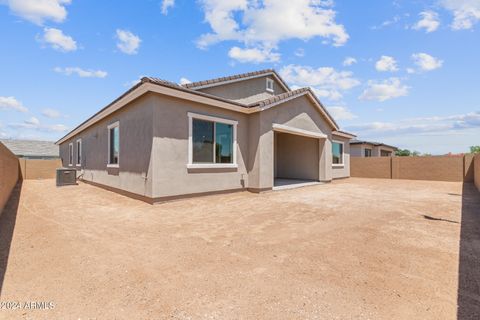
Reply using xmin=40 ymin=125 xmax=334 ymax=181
xmin=0 ymin=178 xmax=479 ymax=319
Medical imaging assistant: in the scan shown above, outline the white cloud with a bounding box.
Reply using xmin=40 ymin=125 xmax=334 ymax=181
xmin=115 ymin=29 xmax=141 ymax=55
xmin=359 ymin=78 xmax=409 ymax=102
xmin=9 ymin=116 xmax=69 ymax=132
xmin=39 ymin=27 xmax=77 ymax=52
xmin=54 ymin=67 xmax=108 ymax=78
xmin=411 ymin=53 xmax=443 ymax=71
xmin=375 ymin=55 xmax=398 ymax=72
xmin=294 ymin=48 xmax=305 ymax=57
xmin=327 ymin=106 xmax=357 ymax=120
xmin=280 ymin=64 xmax=360 ymax=102
xmin=197 ymin=0 xmax=348 ymax=61
xmin=346 ymin=111 xmax=480 ymax=137
xmin=161 ymin=0 xmax=175 ymax=15
xmin=440 ymin=0 xmax=480 ymax=30
xmin=41 ymin=108 xmax=61 ymax=118
xmin=371 ymin=15 xmax=401 ymax=30
xmin=228 ymin=46 xmax=280 ymax=63
xmin=343 ymin=57 xmax=357 ymax=66
xmin=3 ymin=0 xmax=71 ymax=25
xmin=413 ymin=11 xmax=440 ymax=33
xmin=0 ymin=96 xmax=28 ymax=112
xmin=179 ymin=77 xmax=191 ymax=85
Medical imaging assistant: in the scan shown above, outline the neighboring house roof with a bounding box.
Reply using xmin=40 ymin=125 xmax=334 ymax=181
xmin=182 ymin=69 xmax=290 ymax=92
xmin=332 ymin=130 xmax=357 ymax=139
xmin=350 ymin=139 xmax=397 ymax=150
xmin=56 ymin=70 xmax=342 ymax=145
xmin=0 ymin=139 xmax=59 ymax=158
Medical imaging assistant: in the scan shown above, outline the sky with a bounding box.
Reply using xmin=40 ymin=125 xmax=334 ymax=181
xmin=0 ymin=0 xmax=479 ymax=154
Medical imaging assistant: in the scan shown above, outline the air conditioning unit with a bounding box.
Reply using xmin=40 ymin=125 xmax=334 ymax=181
xmin=56 ymin=168 xmax=77 ymax=186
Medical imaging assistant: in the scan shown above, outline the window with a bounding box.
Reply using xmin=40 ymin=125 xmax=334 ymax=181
xmin=364 ymin=148 xmax=372 ymax=157
xmin=266 ymin=78 xmax=274 ymax=92
xmin=108 ymin=122 xmax=119 ymax=167
xmin=68 ymin=143 xmax=73 ymax=166
xmin=76 ymin=139 xmax=82 ymax=166
xmin=188 ymin=112 xmax=237 ymax=169
xmin=381 ymin=150 xmax=392 ymax=157
xmin=332 ymin=141 xmax=344 ymax=166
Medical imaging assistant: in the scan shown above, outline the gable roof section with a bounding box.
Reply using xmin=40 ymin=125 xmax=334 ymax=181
xmin=250 ymin=87 xmax=339 ymax=130
xmin=182 ymin=69 xmax=290 ymax=92
xmin=56 ymin=72 xmax=340 ymax=145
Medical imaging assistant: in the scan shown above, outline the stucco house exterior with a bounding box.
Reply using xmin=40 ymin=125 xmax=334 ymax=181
xmin=350 ymin=139 xmax=397 ymax=158
xmin=56 ymin=69 xmax=356 ymax=203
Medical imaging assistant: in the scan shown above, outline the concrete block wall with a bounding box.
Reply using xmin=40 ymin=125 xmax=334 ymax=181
xmin=0 ymin=142 xmax=19 ymax=213
xmin=351 ymin=155 xmax=475 ymax=183
xmin=475 ymin=154 xmax=480 ymax=192
xmin=19 ymin=159 xmax=62 ymax=180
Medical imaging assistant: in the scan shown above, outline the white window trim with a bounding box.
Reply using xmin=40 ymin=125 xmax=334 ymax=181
xmin=266 ymin=78 xmax=274 ymax=93
xmin=107 ymin=121 xmax=120 ymax=168
xmin=76 ymin=139 xmax=82 ymax=166
xmin=187 ymin=112 xmax=238 ymax=169
xmin=332 ymin=140 xmax=345 ymax=167
xmin=68 ymin=143 xmax=73 ymax=166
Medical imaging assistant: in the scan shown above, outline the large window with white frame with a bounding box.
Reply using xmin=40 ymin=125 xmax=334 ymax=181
xmin=68 ymin=143 xmax=73 ymax=166
xmin=188 ymin=112 xmax=237 ymax=168
xmin=108 ymin=122 xmax=120 ymax=167
xmin=364 ymin=148 xmax=372 ymax=157
xmin=332 ymin=141 xmax=344 ymax=166
xmin=76 ymin=139 xmax=82 ymax=166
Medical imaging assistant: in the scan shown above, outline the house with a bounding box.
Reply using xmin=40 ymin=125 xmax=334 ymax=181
xmin=350 ymin=139 xmax=397 ymax=157
xmin=0 ymin=139 xmax=59 ymax=159
xmin=56 ymin=69 xmax=356 ymax=203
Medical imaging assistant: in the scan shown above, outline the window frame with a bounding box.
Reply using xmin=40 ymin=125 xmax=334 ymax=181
xmin=266 ymin=78 xmax=274 ymax=93
xmin=187 ymin=112 xmax=238 ymax=169
xmin=107 ymin=121 xmax=120 ymax=168
xmin=68 ymin=143 xmax=73 ymax=166
xmin=76 ymin=139 xmax=82 ymax=166
xmin=332 ymin=140 xmax=345 ymax=167
xmin=364 ymin=148 xmax=372 ymax=157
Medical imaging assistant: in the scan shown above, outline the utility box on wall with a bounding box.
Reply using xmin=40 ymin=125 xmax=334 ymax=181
xmin=56 ymin=168 xmax=77 ymax=186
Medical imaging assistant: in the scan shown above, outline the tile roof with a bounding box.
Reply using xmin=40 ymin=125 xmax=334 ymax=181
xmin=181 ymin=69 xmax=290 ymax=91
xmin=0 ymin=139 xmax=59 ymax=157
xmin=250 ymin=87 xmax=309 ymax=108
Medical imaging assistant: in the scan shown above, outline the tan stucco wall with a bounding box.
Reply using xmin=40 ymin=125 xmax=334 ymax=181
xmin=332 ymin=135 xmax=351 ymax=179
xmin=475 ymin=154 xmax=480 ymax=192
xmin=0 ymin=142 xmax=19 ymax=213
xmin=59 ymin=91 xmax=337 ymax=200
xmin=274 ymin=132 xmax=319 ymax=180
xmin=198 ymin=75 xmax=285 ymax=102
xmin=350 ymin=144 xmax=395 ymax=157
xmin=19 ymin=159 xmax=62 ymax=179
xmin=150 ymin=94 xmax=249 ymax=199
xmin=251 ymin=95 xmax=334 ymax=189
xmin=464 ymin=154 xmax=475 ymax=182
xmin=60 ymin=94 xmax=155 ymax=198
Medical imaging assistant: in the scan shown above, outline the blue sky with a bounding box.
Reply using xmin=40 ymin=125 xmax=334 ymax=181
xmin=0 ymin=0 xmax=479 ymax=154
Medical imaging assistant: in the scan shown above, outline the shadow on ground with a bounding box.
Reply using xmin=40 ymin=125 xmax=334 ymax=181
xmin=458 ymin=183 xmax=480 ymax=319
xmin=0 ymin=182 xmax=22 ymax=296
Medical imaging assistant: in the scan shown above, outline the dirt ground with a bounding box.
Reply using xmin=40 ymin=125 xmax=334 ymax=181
xmin=0 ymin=178 xmax=479 ymax=319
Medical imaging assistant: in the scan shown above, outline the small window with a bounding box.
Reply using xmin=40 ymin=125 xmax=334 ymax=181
xmin=266 ymin=78 xmax=274 ymax=92
xmin=381 ymin=150 xmax=392 ymax=157
xmin=108 ymin=122 xmax=120 ymax=166
xmin=188 ymin=113 xmax=237 ymax=168
xmin=68 ymin=143 xmax=73 ymax=166
xmin=76 ymin=139 xmax=82 ymax=166
xmin=332 ymin=141 xmax=344 ymax=166
xmin=364 ymin=148 xmax=372 ymax=157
